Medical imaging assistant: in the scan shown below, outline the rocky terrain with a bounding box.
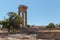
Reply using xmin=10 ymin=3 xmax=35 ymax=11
xmin=0 ymin=29 xmax=53 ymax=40
xmin=0 ymin=28 xmax=60 ymax=40
xmin=0 ymin=34 xmax=55 ymax=40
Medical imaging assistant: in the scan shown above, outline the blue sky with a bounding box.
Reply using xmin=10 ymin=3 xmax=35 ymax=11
xmin=0 ymin=0 xmax=60 ymax=26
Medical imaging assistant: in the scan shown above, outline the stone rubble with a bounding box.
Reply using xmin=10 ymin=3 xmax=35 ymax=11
xmin=0 ymin=34 xmax=56 ymax=40
xmin=0 ymin=34 xmax=37 ymax=40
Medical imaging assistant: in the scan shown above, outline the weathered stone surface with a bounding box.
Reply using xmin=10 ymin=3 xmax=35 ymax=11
xmin=37 ymin=32 xmax=60 ymax=39
xmin=1 ymin=28 xmax=60 ymax=40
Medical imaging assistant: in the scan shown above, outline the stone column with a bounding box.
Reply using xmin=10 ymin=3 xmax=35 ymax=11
xmin=18 ymin=5 xmax=27 ymax=27
xmin=22 ymin=12 xmax=24 ymax=27
xmin=25 ymin=11 xmax=27 ymax=27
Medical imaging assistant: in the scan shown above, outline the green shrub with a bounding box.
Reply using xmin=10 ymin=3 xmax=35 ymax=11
xmin=46 ymin=23 xmax=55 ymax=28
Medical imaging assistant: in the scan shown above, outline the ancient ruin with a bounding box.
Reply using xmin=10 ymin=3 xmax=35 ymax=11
xmin=0 ymin=0 xmax=60 ymax=40
xmin=18 ymin=5 xmax=27 ymax=27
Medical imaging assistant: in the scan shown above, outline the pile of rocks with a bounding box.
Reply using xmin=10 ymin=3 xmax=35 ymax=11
xmin=0 ymin=34 xmax=37 ymax=40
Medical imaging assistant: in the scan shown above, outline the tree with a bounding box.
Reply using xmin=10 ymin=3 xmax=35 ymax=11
xmin=13 ymin=15 xmax=22 ymax=30
xmin=0 ymin=12 xmax=22 ymax=32
xmin=0 ymin=21 xmax=2 ymax=24
xmin=58 ymin=23 xmax=60 ymax=27
xmin=46 ymin=23 xmax=55 ymax=28
xmin=2 ymin=19 xmax=10 ymax=28
xmin=7 ymin=12 xmax=17 ymax=32
xmin=27 ymin=25 xmax=30 ymax=27
xmin=7 ymin=12 xmax=17 ymax=17
xmin=7 ymin=12 xmax=22 ymax=32
xmin=0 ymin=21 xmax=2 ymax=28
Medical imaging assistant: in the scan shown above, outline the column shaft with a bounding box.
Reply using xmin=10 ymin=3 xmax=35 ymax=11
xmin=25 ymin=12 xmax=27 ymax=27
xmin=22 ymin=12 xmax=24 ymax=27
